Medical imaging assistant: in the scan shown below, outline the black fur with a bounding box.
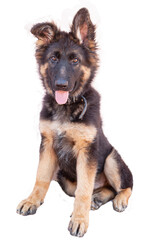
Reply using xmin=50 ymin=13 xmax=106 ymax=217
xmin=112 ymin=150 xmax=133 ymax=189
xmin=31 ymin=8 xmax=133 ymax=193
xmin=16 ymin=9 xmax=133 ymax=237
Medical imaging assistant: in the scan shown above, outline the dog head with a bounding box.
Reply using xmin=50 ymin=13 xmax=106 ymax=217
xmin=31 ymin=8 xmax=98 ymax=104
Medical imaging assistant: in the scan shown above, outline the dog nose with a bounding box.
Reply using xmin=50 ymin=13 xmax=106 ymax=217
xmin=55 ymin=79 xmax=68 ymax=89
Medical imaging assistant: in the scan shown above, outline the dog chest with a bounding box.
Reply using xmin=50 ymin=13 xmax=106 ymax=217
xmin=40 ymin=119 xmax=96 ymax=144
xmin=40 ymin=119 xmax=97 ymax=153
xmin=40 ymin=120 xmax=97 ymax=180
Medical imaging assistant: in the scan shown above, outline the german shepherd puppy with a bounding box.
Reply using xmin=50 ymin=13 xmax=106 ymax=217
xmin=17 ymin=8 xmax=133 ymax=237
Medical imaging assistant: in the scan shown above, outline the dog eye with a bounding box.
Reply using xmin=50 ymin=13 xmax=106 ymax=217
xmin=72 ymin=57 xmax=79 ymax=65
xmin=50 ymin=56 xmax=58 ymax=63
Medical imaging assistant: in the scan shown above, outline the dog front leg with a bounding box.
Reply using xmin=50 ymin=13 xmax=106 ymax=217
xmin=17 ymin=133 xmax=57 ymax=216
xmin=68 ymin=150 xmax=97 ymax=237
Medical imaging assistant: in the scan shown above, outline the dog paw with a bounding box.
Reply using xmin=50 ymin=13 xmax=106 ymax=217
xmin=68 ymin=215 xmax=88 ymax=237
xmin=113 ymin=194 xmax=128 ymax=212
xmin=91 ymin=197 xmax=103 ymax=210
xmin=16 ymin=199 xmax=41 ymax=216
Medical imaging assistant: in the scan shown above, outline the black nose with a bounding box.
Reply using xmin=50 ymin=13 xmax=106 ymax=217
xmin=55 ymin=79 xmax=68 ymax=89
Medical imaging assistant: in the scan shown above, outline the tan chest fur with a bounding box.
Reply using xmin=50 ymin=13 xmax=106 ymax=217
xmin=39 ymin=120 xmax=97 ymax=154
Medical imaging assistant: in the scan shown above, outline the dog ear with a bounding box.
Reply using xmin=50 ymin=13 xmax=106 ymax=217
xmin=31 ymin=22 xmax=58 ymax=45
xmin=71 ymin=8 xmax=96 ymax=45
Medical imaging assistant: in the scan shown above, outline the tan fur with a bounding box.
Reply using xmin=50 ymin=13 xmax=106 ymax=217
xmin=94 ymin=188 xmax=115 ymax=201
xmin=27 ymin=181 xmax=50 ymax=205
xmin=39 ymin=120 xmax=97 ymax=221
xmin=40 ymin=119 xmax=97 ymax=156
xmin=103 ymin=149 xmax=132 ymax=212
xmin=113 ymin=187 xmax=132 ymax=212
xmin=36 ymin=39 xmax=45 ymax=46
xmin=69 ymin=149 xmax=97 ymax=236
xmin=40 ymin=63 xmax=53 ymax=95
xmin=88 ymin=40 xmax=96 ymax=50
xmin=37 ymin=134 xmax=57 ymax=183
xmin=59 ymin=172 xmax=108 ymax=198
xmin=40 ymin=63 xmax=48 ymax=77
xmin=91 ymin=187 xmax=115 ymax=210
xmin=81 ymin=65 xmax=91 ymax=80
xmin=87 ymin=40 xmax=99 ymax=67
xmin=73 ymin=65 xmax=91 ymax=98
xmin=16 ymin=180 xmax=50 ymax=214
xmin=36 ymin=37 xmax=49 ymax=47
xmin=17 ymin=125 xmax=57 ymax=215
xmin=35 ymin=47 xmax=46 ymax=60
xmin=104 ymin=149 xmax=121 ymax=192
xmin=94 ymin=172 xmax=108 ymax=189
xmin=64 ymin=180 xmax=77 ymax=197
xmin=39 ymin=63 xmax=91 ymax=98
xmin=35 ymin=23 xmax=55 ymax=46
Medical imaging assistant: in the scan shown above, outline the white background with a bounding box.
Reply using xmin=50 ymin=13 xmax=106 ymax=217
xmin=0 ymin=0 xmax=160 ymax=239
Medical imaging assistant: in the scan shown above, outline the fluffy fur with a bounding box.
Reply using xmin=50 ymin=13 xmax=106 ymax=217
xmin=17 ymin=8 xmax=133 ymax=237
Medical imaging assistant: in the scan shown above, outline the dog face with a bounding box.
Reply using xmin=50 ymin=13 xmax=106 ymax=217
xmin=31 ymin=8 xmax=98 ymax=104
xmin=42 ymin=35 xmax=88 ymax=104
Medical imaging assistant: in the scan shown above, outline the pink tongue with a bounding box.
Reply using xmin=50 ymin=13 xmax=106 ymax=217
xmin=55 ymin=91 xmax=69 ymax=105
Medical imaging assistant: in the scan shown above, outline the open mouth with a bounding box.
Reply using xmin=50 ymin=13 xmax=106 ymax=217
xmin=54 ymin=82 xmax=78 ymax=105
xmin=55 ymin=91 xmax=69 ymax=105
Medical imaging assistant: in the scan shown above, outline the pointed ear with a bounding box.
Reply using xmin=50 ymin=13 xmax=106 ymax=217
xmin=71 ymin=8 xmax=96 ymax=45
xmin=31 ymin=22 xmax=58 ymax=45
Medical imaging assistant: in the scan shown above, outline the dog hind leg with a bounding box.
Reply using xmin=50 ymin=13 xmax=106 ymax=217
xmin=91 ymin=187 xmax=116 ymax=210
xmin=104 ymin=148 xmax=133 ymax=212
xmin=57 ymin=172 xmax=77 ymax=197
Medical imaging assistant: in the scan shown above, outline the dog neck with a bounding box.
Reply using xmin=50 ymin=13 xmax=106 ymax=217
xmin=67 ymin=95 xmax=88 ymax=120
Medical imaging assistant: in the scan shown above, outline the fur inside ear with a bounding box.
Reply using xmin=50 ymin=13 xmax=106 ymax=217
xmin=71 ymin=8 xmax=96 ymax=44
xmin=31 ymin=22 xmax=58 ymax=45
